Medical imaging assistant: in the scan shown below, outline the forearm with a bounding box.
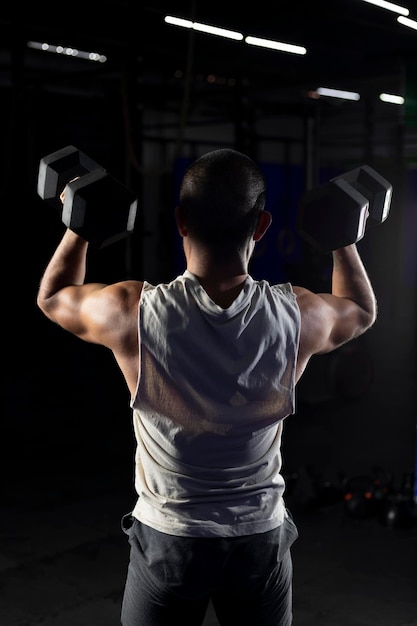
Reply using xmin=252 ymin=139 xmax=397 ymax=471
xmin=37 ymin=229 xmax=89 ymax=302
xmin=331 ymin=244 xmax=377 ymax=324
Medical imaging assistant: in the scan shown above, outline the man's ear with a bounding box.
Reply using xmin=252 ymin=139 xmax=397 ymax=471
xmin=175 ymin=206 xmax=188 ymax=236
xmin=253 ymin=210 xmax=272 ymax=242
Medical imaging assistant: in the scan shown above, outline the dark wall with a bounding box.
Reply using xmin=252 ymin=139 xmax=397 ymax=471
xmin=2 ymin=82 xmax=416 ymax=507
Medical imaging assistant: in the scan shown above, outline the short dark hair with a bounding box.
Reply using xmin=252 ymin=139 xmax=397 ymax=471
xmin=179 ymin=149 xmax=266 ymax=252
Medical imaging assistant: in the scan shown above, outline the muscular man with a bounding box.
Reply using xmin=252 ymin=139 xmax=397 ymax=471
xmin=37 ymin=148 xmax=377 ymax=626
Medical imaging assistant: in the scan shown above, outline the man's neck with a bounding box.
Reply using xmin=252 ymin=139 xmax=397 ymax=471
xmin=187 ymin=265 xmax=249 ymax=309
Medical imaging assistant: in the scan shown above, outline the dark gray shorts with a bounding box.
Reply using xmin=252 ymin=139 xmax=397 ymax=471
xmin=120 ymin=512 xmax=298 ymax=626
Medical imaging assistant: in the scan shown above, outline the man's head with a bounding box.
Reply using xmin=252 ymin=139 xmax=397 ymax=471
xmin=177 ymin=149 xmax=268 ymax=256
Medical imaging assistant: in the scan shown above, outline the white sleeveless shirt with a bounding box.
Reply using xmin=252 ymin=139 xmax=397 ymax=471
xmin=130 ymin=270 xmax=300 ymax=537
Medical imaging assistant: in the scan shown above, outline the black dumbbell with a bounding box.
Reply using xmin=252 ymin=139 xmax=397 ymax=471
xmin=37 ymin=145 xmax=138 ymax=249
xmin=297 ymin=164 xmax=392 ymax=254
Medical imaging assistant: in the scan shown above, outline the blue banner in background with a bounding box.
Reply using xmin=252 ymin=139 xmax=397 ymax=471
xmin=250 ymin=162 xmax=303 ymax=284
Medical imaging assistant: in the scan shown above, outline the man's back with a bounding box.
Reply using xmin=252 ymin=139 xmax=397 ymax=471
xmin=131 ymin=270 xmax=300 ymax=537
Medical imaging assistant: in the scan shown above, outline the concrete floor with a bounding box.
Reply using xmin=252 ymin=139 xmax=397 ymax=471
xmin=1 ymin=453 xmax=416 ymax=626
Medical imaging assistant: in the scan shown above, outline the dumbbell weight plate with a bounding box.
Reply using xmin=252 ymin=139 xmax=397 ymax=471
xmin=297 ymin=163 xmax=392 ymax=254
xmin=38 ymin=144 xmax=138 ymax=248
xmin=63 ymin=170 xmax=138 ymax=249
xmin=37 ymin=145 xmax=103 ymax=213
xmin=331 ymin=165 xmax=392 ymax=226
xmin=297 ymin=178 xmax=370 ymax=254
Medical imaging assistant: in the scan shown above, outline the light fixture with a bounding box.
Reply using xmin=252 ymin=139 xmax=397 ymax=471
xmin=379 ymin=93 xmax=405 ymax=104
xmin=165 ymin=15 xmax=306 ymax=54
xmin=164 ymin=15 xmax=243 ymax=40
xmin=164 ymin=16 xmax=193 ymax=29
xmin=193 ymin=22 xmax=243 ymax=40
xmin=27 ymin=40 xmax=107 ymax=63
xmin=245 ymin=35 xmax=306 ymax=55
xmin=397 ymin=15 xmax=417 ymax=29
xmin=359 ymin=0 xmax=409 ymax=15
xmin=316 ymin=87 xmax=361 ymax=101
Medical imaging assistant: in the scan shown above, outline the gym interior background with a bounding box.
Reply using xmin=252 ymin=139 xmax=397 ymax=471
xmin=1 ymin=1 xmax=417 ymax=625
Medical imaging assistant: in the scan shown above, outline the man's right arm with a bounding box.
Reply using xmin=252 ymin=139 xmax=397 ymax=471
xmin=293 ymin=243 xmax=377 ymax=381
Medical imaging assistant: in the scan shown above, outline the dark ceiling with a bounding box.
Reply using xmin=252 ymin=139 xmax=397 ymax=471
xmin=137 ymin=0 xmax=417 ymax=93
xmin=1 ymin=0 xmax=416 ymax=128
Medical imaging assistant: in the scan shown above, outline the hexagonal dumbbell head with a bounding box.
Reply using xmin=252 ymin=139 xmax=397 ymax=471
xmin=331 ymin=165 xmax=392 ymax=226
xmin=297 ymin=178 xmax=369 ymax=254
xmin=37 ymin=145 xmax=102 ymax=213
xmin=62 ymin=170 xmax=138 ymax=248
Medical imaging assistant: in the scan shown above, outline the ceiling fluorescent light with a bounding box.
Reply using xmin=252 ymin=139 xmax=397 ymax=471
xmin=192 ymin=22 xmax=243 ymax=40
xmin=245 ymin=36 xmax=306 ymax=55
xmin=164 ymin=16 xmax=193 ymax=29
xmin=360 ymin=0 xmax=409 ymax=15
xmin=165 ymin=16 xmax=304 ymax=49
xmin=27 ymin=40 xmax=107 ymax=62
xmin=379 ymin=93 xmax=405 ymax=104
xmin=316 ymin=87 xmax=360 ymax=100
xmin=165 ymin=15 xmax=243 ymax=40
xmin=397 ymin=15 xmax=417 ymax=29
